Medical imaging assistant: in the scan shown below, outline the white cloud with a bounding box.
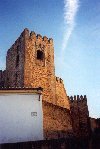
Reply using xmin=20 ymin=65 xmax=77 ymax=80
xmin=62 ymin=0 xmax=79 ymax=54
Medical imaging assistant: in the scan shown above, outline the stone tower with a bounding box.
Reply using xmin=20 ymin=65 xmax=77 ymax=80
xmin=69 ymin=95 xmax=90 ymax=137
xmin=5 ymin=28 xmax=70 ymax=109
xmin=23 ymin=29 xmax=56 ymax=104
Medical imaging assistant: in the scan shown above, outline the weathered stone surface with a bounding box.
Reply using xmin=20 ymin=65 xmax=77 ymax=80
xmin=23 ymin=29 xmax=56 ymax=105
xmin=69 ymin=95 xmax=90 ymax=137
xmin=56 ymin=77 xmax=70 ymax=109
xmin=42 ymin=100 xmax=72 ymax=139
xmin=0 ymin=28 xmax=91 ymax=139
xmin=5 ymin=28 xmax=70 ymax=109
xmin=0 ymin=28 xmax=71 ymax=139
xmin=6 ymin=29 xmax=26 ymax=88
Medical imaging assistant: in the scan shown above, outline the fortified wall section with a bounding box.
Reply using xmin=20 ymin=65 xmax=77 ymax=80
xmin=42 ymin=100 xmax=72 ymax=139
xmin=0 ymin=28 xmax=92 ymax=140
xmin=56 ymin=77 xmax=70 ymax=109
xmin=69 ymin=95 xmax=90 ymax=137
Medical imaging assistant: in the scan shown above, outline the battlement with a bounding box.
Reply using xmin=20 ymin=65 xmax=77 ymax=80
xmin=23 ymin=28 xmax=53 ymax=44
xmin=36 ymin=34 xmax=43 ymax=40
xmin=68 ymin=95 xmax=87 ymax=103
xmin=43 ymin=36 xmax=48 ymax=42
xmin=7 ymin=28 xmax=53 ymax=54
xmin=30 ymin=32 xmax=53 ymax=44
xmin=20 ymin=28 xmax=29 ymax=37
xmin=56 ymin=77 xmax=63 ymax=83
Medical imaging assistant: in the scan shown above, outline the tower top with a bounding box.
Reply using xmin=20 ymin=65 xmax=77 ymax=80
xmin=68 ymin=95 xmax=87 ymax=103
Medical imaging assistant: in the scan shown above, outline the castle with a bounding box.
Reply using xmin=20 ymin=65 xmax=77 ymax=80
xmin=0 ymin=28 xmax=90 ymax=139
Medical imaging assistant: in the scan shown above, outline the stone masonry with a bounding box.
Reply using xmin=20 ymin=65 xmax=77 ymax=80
xmin=43 ymin=100 xmax=72 ymax=139
xmin=0 ymin=28 xmax=90 ymax=139
xmin=5 ymin=28 xmax=70 ymax=109
xmin=0 ymin=28 xmax=72 ymax=139
xmin=69 ymin=95 xmax=90 ymax=137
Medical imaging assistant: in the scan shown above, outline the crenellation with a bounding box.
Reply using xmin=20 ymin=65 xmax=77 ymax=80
xmin=56 ymin=77 xmax=59 ymax=82
xmin=30 ymin=31 xmax=36 ymax=36
xmin=27 ymin=32 xmax=53 ymax=45
xmin=60 ymin=78 xmax=63 ymax=83
xmin=36 ymin=34 xmax=43 ymax=41
xmin=77 ymin=95 xmax=80 ymax=101
xmin=80 ymin=95 xmax=83 ymax=100
xmin=74 ymin=95 xmax=76 ymax=100
xmin=21 ymin=28 xmax=29 ymax=37
xmin=70 ymin=96 xmax=73 ymax=102
xmin=84 ymin=95 xmax=87 ymax=100
xmin=30 ymin=31 xmax=36 ymax=40
xmin=43 ymin=36 xmax=48 ymax=43
xmin=69 ymin=95 xmax=88 ymax=102
xmin=56 ymin=77 xmax=63 ymax=84
xmin=48 ymin=38 xmax=53 ymax=44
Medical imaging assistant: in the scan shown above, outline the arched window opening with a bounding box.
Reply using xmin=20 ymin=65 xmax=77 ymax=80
xmin=37 ymin=50 xmax=44 ymax=60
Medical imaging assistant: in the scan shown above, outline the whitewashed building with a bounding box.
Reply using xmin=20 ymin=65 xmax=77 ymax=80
xmin=0 ymin=88 xmax=43 ymax=144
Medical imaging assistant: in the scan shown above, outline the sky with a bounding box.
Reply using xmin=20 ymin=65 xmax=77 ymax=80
xmin=0 ymin=0 xmax=100 ymax=118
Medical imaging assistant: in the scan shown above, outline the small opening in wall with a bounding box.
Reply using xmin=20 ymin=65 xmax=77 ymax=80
xmin=37 ymin=50 xmax=44 ymax=60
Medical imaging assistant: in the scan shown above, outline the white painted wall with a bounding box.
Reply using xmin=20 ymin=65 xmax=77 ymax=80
xmin=0 ymin=93 xmax=43 ymax=144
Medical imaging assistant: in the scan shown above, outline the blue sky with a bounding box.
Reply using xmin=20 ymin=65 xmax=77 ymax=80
xmin=0 ymin=0 xmax=100 ymax=118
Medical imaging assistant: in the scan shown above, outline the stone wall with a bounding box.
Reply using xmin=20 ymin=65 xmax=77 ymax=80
xmin=0 ymin=29 xmax=73 ymax=140
xmin=6 ymin=30 xmax=26 ymax=87
xmin=56 ymin=77 xmax=70 ymax=109
xmin=42 ymin=100 xmax=72 ymax=139
xmin=23 ymin=29 xmax=56 ymax=105
xmin=90 ymin=118 xmax=100 ymax=132
xmin=2 ymin=28 xmax=70 ymax=110
xmin=90 ymin=118 xmax=97 ymax=132
xmin=69 ymin=95 xmax=90 ymax=137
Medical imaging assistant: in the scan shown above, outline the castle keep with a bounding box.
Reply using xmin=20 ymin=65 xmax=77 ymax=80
xmin=5 ymin=28 xmax=69 ymax=109
xmin=0 ymin=28 xmax=90 ymax=139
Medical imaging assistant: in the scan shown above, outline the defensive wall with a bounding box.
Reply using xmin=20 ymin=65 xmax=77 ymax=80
xmin=68 ymin=95 xmax=90 ymax=137
xmin=0 ymin=28 xmax=91 ymax=139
